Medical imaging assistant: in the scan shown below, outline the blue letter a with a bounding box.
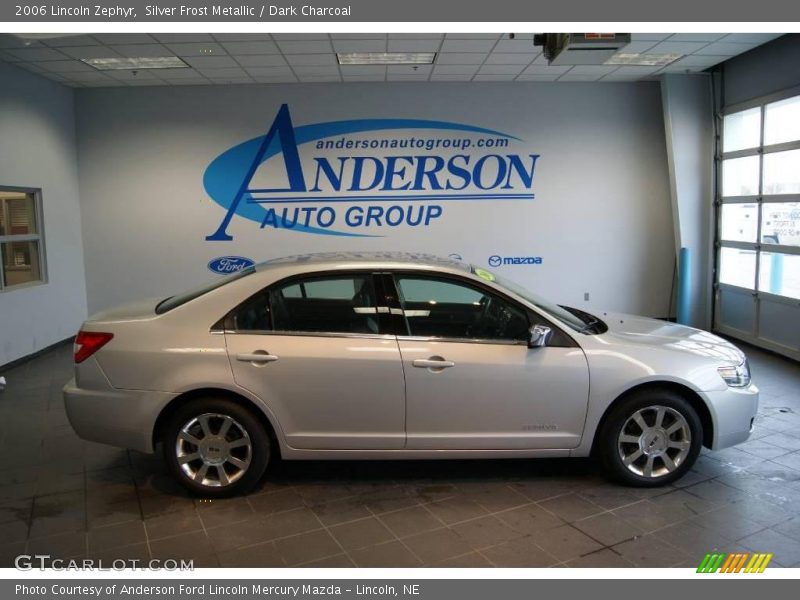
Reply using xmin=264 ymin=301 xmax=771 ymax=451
xmin=207 ymin=104 xmax=307 ymax=241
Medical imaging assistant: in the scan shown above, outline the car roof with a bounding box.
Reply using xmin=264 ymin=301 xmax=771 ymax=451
xmin=255 ymin=251 xmax=471 ymax=274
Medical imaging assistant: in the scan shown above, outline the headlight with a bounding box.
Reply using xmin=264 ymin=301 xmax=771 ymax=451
xmin=718 ymin=359 xmax=751 ymax=387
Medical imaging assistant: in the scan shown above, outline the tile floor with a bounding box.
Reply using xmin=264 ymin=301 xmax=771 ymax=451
xmin=1 ymin=342 xmax=800 ymax=568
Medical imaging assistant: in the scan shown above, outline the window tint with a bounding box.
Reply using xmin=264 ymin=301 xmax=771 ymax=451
xmin=395 ymin=276 xmax=529 ymax=341
xmin=270 ymin=274 xmax=379 ymax=334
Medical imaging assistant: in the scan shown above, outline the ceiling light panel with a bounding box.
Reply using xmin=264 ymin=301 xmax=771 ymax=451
xmin=83 ymin=56 xmax=188 ymax=70
xmin=337 ymin=52 xmax=436 ymax=65
xmin=605 ymin=53 xmax=682 ymax=66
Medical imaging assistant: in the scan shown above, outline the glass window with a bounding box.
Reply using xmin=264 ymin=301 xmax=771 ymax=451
xmin=764 ymin=95 xmax=800 ymax=146
xmin=723 ymin=107 xmax=761 ymax=152
xmin=396 ymin=276 xmax=529 ymax=341
xmin=270 ymin=274 xmax=379 ymax=334
xmin=722 ymin=156 xmax=760 ymax=197
xmin=763 ymin=149 xmax=800 ymax=195
xmin=759 ymin=252 xmax=800 ymax=300
xmin=0 ymin=189 xmax=45 ymax=291
xmin=1 ymin=241 xmax=41 ymax=288
xmin=719 ymin=247 xmax=756 ymax=289
xmin=761 ymin=202 xmax=800 ymax=247
xmin=720 ymin=203 xmax=759 ymax=243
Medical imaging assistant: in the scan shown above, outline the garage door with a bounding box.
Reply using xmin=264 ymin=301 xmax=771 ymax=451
xmin=714 ymin=91 xmax=800 ymax=361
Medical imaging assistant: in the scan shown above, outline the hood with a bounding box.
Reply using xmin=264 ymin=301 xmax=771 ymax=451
xmin=86 ymin=298 xmax=161 ymax=324
xmin=595 ymin=312 xmax=745 ymax=365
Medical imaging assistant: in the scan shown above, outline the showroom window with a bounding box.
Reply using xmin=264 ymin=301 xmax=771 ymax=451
xmin=715 ymin=90 xmax=800 ymax=360
xmin=719 ymin=93 xmax=800 ymax=300
xmin=269 ymin=274 xmax=380 ymax=335
xmin=395 ymin=275 xmax=529 ymax=342
xmin=0 ymin=188 xmax=46 ymax=291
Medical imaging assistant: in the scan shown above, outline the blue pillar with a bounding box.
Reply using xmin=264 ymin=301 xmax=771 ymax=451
xmin=677 ymin=247 xmax=692 ymax=325
xmin=770 ymin=252 xmax=784 ymax=296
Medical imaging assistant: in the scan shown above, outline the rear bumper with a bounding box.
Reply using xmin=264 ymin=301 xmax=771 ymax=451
xmin=63 ymin=377 xmax=177 ymax=453
xmin=704 ymin=383 xmax=759 ymax=450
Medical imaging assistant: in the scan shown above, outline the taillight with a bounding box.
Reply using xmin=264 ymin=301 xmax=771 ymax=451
xmin=74 ymin=331 xmax=114 ymax=363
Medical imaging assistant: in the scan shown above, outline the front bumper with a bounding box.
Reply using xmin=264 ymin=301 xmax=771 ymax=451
xmin=63 ymin=377 xmax=177 ymax=453
xmin=704 ymin=383 xmax=759 ymax=450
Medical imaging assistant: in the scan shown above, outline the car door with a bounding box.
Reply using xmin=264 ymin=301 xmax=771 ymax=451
xmin=391 ymin=273 xmax=590 ymax=450
xmin=224 ymin=271 xmax=406 ymax=450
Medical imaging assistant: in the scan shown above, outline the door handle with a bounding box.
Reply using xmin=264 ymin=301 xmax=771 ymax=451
xmin=412 ymin=357 xmax=455 ymax=369
xmin=236 ymin=352 xmax=279 ymax=364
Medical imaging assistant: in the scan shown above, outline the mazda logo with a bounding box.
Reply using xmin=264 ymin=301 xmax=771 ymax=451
xmin=488 ymin=255 xmax=502 ymax=267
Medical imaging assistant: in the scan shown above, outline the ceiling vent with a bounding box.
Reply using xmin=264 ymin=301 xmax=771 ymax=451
xmin=533 ymin=33 xmax=632 ymax=66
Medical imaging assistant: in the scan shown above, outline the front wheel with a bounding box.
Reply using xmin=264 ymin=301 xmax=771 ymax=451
xmin=163 ymin=398 xmax=270 ymax=497
xmin=598 ymin=390 xmax=702 ymax=487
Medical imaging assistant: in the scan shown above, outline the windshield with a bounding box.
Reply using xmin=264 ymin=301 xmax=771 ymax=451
xmin=470 ymin=265 xmax=588 ymax=332
xmin=155 ymin=267 xmax=256 ymax=314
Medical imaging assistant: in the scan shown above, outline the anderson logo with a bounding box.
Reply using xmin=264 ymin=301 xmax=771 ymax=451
xmin=207 ymin=256 xmax=255 ymax=274
xmin=488 ymin=255 xmax=544 ymax=267
xmin=205 ymin=104 xmax=539 ymax=240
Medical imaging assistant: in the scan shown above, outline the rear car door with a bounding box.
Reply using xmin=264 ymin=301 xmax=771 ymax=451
xmin=224 ymin=271 xmax=406 ymax=450
xmin=390 ymin=273 xmax=590 ymax=450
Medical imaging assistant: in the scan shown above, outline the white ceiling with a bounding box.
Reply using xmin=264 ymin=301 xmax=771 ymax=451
xmin=0 ymin=32 xmax=783 ymax=87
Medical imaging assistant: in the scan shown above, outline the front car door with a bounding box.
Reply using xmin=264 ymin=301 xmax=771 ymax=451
xmin=224 ymin=271 xmax=406 ymax=450
xmin=390 ymin=273 xmax=590 ymax=450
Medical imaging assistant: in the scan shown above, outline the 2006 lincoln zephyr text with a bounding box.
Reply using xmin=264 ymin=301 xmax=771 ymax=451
xmin=64 ymin=252 xmax=758 ymax=496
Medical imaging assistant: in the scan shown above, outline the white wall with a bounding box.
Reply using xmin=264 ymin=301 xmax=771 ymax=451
xmin=0 ymin=62 xmax=88 ymax=366
xmin=75 ymin=81 xmax=675 ymax=318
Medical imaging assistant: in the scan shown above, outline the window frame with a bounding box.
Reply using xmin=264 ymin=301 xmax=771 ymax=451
xmin=220 ymin=270 xmax=396 ymax=339
xmin=0 ymin=186 xmax=47 ymax=292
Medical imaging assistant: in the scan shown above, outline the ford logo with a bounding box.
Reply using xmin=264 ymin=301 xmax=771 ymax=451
xmin=208 ymin=256 xmax=255 ymax=275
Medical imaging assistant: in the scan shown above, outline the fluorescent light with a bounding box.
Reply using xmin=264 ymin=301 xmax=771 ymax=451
xmin=337 ymin=52 xmax=436 ymax=65
xmin=605 ymin=53 xmax=682 ymax=66
xmin=82 ymin=57 xmax=188 ymax=70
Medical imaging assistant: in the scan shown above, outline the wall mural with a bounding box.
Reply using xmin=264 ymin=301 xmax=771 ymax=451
xmin=203 ymin=104 xmax=541 ymax=241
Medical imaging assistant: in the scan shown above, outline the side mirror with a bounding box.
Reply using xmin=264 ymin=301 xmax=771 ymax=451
xmin=529 ymin=324 xmax=551 ymax=348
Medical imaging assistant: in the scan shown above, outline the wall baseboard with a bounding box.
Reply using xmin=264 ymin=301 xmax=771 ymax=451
xmin=0 ymin=337 xmax=74 ymax=374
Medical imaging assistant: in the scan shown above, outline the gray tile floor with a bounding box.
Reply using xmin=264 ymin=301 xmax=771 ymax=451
xmin=1 ymin=342 xmax=800 ymax=568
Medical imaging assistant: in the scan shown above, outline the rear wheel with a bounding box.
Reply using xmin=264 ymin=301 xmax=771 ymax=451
xmin=598 ymin=389 xmax=702 ymax=487
xmin=163 ymin=398 xmax=270 ymax=497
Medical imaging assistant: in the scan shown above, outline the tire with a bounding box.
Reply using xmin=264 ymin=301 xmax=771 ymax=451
xmin=598 ymin=389 xmax=703 ymax=487
xmin=163 ymin=398 xmax=270 ymax=497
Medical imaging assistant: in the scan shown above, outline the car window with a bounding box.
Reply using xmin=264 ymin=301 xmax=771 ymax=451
xmin=230 ymin=291 xmax=271 ymax=332
xmin=270 ymin=274 xmax=380 ymax=335
xmin=395 ymin=276 xmax=529 ymax=342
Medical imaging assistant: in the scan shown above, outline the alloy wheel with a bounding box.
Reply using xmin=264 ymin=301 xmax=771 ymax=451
xmin=175 ymin=413 xmax=252 ymax=487
xmin=617 ymin=405 xmax=691 ymax=478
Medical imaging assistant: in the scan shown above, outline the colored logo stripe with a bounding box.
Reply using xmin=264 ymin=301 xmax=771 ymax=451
xmin=697 ymin=552 xmax=773 ymax=573
xmin=745 ymin=553 xmax=773 ymax=573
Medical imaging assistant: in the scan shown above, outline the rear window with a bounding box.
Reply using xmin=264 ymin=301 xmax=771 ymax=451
xmin=155 ymin=267 xmax=255 ymax=314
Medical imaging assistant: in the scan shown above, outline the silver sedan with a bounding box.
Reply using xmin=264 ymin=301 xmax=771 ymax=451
xmin=64 ymin=252 xmax=758 ymax=496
